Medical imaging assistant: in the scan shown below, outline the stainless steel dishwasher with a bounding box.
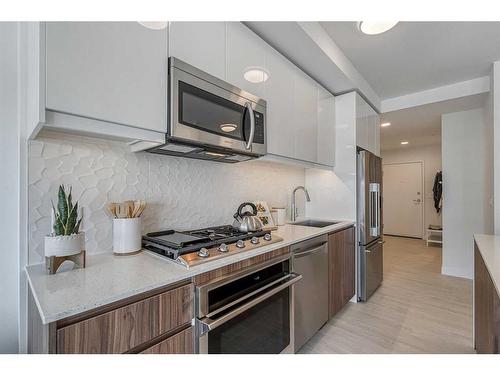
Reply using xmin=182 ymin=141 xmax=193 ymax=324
xmin=291 ymin=235 xmax=329 ymax=352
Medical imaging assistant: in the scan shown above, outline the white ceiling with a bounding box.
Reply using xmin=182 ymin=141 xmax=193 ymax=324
xmin=320 ymin=22 xmax=500 ymax=99
xmin=380 ymin=93 xmax=488 ymax=151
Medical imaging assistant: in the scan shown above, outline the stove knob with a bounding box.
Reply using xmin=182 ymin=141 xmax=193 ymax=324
xmin=197 ymin=248 xmax=210 ymax=258
xmin=236 ymin=240 xmax=246 ymax=249
xmin=218 ymin=243 xmax=229 ymax=253
xmin=263 ymin=233 xmax=272 ymax=241
xmin=251 ymin=236 xmax=260 ymax=245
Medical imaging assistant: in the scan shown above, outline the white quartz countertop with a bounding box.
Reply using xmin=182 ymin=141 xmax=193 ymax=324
xmin=27 ymin=220 xmax=354 ymax=324
xmin=474 ymin=234 xmax=500 ymax=296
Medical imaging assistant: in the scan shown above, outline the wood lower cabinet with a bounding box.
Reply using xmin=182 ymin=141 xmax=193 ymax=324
xmin=141 ymin=326 xmax=194 ymax=354
xmin=328 ymin=227 xmax=356 ymax=318
xmin=474 ymin=244 xmax=500 ymax=354
xmin=56 ymin=283 xmax=194 ymax=354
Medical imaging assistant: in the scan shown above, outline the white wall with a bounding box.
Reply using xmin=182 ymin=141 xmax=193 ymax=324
xmin=0 ymin=22 xmax=20 ymax=353
xmin=491 ymin=61 xmax=500 ymax=234
xmin=28 ymin=132 xmax=306 ymax=263
xmin=306 ymin=91 xmax=357 ymax=221
xmin=442 ymin=108 xmax=494 ymax=279
xmin=381 ymin=143 xmax=442 ymax=236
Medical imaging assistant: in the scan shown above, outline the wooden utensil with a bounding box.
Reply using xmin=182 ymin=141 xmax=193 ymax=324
xmin=124 ymin=200 xmax=134 ymax=218
xmin=131 ymin=200 xmax=141 ymax=218
xmin=136 ymin=201 xmax=146 ymax=218
xmin=117 ymin=202 xmax=127 ymax=218
xmin=108 ymin=203 xmax=117 ymax=218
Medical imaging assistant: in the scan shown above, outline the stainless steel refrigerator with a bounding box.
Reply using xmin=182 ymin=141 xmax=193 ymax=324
xmin=357 ymin=150 xmax=383 ymax=301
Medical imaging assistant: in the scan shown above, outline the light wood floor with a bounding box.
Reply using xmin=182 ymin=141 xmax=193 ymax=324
xmin=300 ymin=236 xmax=474 ymax=354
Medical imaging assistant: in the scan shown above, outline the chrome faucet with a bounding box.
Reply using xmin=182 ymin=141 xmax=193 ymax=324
xmin=291 ymin=186 xmax=311 ymax=222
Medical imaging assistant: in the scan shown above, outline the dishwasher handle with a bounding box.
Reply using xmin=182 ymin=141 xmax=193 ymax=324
xmin=293 ymin=243 xmax=327 ymax=259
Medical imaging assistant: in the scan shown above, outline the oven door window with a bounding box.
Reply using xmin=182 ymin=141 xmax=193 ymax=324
xmin=178 ymin=81 xmax=251 ymax=142
xmin=206 ymin=288 xmax=290 ymax=354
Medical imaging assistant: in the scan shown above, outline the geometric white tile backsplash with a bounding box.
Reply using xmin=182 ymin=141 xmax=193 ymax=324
xmin=28 ymin=132 xmax=305 ymax=264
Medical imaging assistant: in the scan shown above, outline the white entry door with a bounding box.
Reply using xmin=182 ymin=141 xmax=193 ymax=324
xmin=383 ymin=162 xmax=423 ymax=238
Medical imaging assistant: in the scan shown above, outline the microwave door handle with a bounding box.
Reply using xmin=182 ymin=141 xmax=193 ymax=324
xmin=244 ymin=102 xmax=255 ymax=150
xmin=197 ymin=272 xmax=302 ymax=335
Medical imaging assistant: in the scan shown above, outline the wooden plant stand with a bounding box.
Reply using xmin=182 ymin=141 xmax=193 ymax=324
xmin=46 ymin=250 xmax=86 ymax=275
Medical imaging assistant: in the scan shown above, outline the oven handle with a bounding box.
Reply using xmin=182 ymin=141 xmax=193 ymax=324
xmin=197 ymin=272 xmax=302 ymax=335
xmin=244 ymin=102 xmax=255 ymax=150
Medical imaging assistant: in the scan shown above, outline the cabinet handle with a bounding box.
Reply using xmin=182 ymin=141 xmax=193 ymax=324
xmin=244 ymin=102 xmax=255 ymax=150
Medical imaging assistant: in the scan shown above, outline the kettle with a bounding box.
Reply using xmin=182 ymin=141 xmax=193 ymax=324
xmin=232 ymin=202 xmax=264 ymax=233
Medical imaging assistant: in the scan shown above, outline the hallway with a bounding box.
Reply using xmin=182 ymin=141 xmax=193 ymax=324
xmin=300 ymin=236 xmax=474 ymax=354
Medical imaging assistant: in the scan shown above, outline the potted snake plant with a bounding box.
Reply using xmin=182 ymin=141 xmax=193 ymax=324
xmin=45 ymin=185 xmax=85 ymax=257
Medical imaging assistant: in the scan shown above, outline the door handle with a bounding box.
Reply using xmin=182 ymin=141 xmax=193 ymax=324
xmin=413 ymin=199 xmax=421 ymax=203
xmin=369 ymin=183 xmax=380 ymax=237
xmin=244 ymin=102 xmax=255 ymax=150
xmin=293 ymin=244 xmax=327 ymax=258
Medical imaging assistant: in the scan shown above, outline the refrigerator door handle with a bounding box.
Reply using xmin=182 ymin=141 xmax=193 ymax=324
xmin=369 ymin=183 xmax=380 ymax=237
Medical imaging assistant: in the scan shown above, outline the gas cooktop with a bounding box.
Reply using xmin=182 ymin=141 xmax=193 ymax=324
xmin=142 ymin=225 xmax=283 ymax=268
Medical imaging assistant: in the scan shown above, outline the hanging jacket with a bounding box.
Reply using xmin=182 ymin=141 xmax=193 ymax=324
xmin=433 ymin=171 xmax=443 ymax=213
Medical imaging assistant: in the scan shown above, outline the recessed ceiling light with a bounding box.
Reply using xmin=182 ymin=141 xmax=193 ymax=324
xmin=243 ymin=67 xmax=269 ymax=83
xmin=358 ymin=21 xmax=399 ymax=35
xmin=220 ymin=123 xmax=238 ymax=133
xmin=138 ymin=22 xmax=168 ymax=30
xmin=381 ymin=122 xmax=391 ymax=127
xmin=401 ymin=141 xmax=409 ymax=145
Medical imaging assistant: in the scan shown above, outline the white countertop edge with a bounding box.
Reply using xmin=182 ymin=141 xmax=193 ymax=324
xmin=27 ymin=221 xmax=355 ymax=324
xmin=474 ymin=234 xmax=500 ymax=296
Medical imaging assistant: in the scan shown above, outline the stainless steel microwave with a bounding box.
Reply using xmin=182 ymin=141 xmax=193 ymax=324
xmin=147 ymin=58 xmax=267 ymax=163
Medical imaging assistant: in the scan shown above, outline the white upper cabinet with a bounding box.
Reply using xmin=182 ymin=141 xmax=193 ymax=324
xmin=45 ymin=22 xmax=167 ymax=133
xmin=169 ymin=22 xmax=226 ymax=80
xmin=293 ymin=71 xmax=318 ymax=164
xmin=317 ymin=86 xmax=335 ymax=166
xmin=262 ymin=34 xmax=335 ymax=167
xmin=226 ymin=22 xmax=267 ymax=98
xmin=264 ymin=45 xmax=296 ymax=159
xmin=355 ymin=94 xmax=380 ymax=156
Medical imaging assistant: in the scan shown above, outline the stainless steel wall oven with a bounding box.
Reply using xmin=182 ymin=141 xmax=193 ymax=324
xmin=195 ymin=255 xmax=301 ymax=354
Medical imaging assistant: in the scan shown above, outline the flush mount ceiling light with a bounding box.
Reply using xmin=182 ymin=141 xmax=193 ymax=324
xmin=401 ymin=141 xmax=409 ymax=145
xmin=243 ymin=67 xmax=269 ymax=83
xmin=138 ymin=22 xmax=168 ymax=30
xmin=380 ymin=122 xmax=391 ymax=127
xmin=358 ymin=21 xmax=399 ymax=35
xmin=220 ymin=123 xmax=238 ymax=133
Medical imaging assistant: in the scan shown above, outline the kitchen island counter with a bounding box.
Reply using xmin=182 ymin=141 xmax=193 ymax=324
xmin=474 ymin=234 xmax=500 ymax=296
xmin=27 ymin=220 xmax=354 ymax=324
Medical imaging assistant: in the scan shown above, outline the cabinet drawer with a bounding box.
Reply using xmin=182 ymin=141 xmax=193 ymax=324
xmin=141 ymin=326 xmax=194 ymax=354
xmin=56 ymin=284 xmax=194 ymax=354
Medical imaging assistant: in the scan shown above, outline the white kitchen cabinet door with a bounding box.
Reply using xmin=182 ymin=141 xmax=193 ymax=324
xmin=293 ymin=70 xmax=318 ymax=163
xmin=264 ymin=45 xmax=296 ymax=159
xmin=169 ymin=22 xmax=226 ymax=80
xmin=355 ymin=94 xmax=371 ymax=153
xmin=226 ymin=22 xmax=267 ymax=99
xmin=317 ymin=86 xmax=335 ymax=166
xmin=355 ymin=93 xmax=380 ymax=155
xmin=45 ymin=22 xmax=167 ymax=133
xmin=372 ymin=111 xmax=381 ymax=156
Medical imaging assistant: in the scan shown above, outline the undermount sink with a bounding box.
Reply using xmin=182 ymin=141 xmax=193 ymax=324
xmin=290 ymin=219 xmax=341 ymax=228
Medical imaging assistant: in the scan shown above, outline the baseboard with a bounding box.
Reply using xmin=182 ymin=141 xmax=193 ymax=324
xmin=441 ymin=265 xmax=473 ymax=280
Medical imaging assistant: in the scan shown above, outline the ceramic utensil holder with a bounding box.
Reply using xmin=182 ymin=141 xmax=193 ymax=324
xmin=113 ymin=218 xmax=142 ymax=255
xmin=272 ymin=207 xmax=286 ymax=226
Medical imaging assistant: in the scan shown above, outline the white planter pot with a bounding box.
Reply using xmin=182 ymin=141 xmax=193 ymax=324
xmin=45 ymin=232 xmax=85 ymax=257
xmin=113 ymin=218 xmax=142 ymax=255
